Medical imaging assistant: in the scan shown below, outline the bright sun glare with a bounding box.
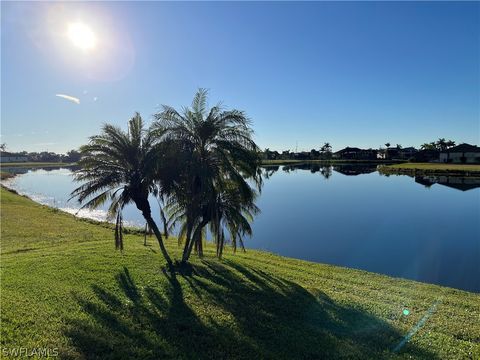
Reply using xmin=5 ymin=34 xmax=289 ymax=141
xmin=67 ymin=22 xmax=96 ymax=51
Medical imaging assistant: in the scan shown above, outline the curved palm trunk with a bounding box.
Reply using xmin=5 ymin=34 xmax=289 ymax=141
xmin=144 ymin=213 xmax=173 ymax=266
xmin=135 ymin=197 xmax=172 ymax=266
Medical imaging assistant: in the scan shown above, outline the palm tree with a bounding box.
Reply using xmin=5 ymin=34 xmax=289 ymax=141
xmin=320 ymin=142 xmax=332 ymax=159
xmin=420 ymin=142 xmax=438 ymax=150
xmin=209 ymin=181 xmax=259 ymax=258
xmin=446 ymin=140 xmax=456 ymax=149
xmin=154 ymin=89 xmax=262 ymax=263
xmin=70 ymin=113 xmax=173 ymax=266
xmin=436 ymin=138 xmax=447 ymax=151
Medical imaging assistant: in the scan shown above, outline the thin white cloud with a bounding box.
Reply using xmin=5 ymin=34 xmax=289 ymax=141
xmin=93 ymin=96 xmax=98 ymax=102
xmin=56 ymin=94 xmax=80 ymax=104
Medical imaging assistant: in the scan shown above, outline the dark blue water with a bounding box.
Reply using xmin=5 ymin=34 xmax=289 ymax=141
xmin=3 ymin=165 xmax=479 ymax=292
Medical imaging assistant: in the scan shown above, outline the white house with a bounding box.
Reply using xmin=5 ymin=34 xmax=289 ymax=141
xmin=439 ymin=143 xmax=480 ymax=164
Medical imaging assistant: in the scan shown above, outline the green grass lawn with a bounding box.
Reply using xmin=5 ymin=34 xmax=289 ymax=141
xmin=1 ymin=188 xmax=479 ymax=359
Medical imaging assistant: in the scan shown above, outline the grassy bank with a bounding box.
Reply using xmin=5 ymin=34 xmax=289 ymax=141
xmin=379 ymin=162 xmax=480 ymax=176
xmin=1 ymin=188 xmax=479 ymax=359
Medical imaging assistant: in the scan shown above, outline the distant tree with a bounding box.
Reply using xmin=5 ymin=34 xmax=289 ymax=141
xmin=320 ymin=142 xmax=332 ymax=159
xmin=281 ymin=150 xmax=291 ymax=160
xmin=65 ymin=149 xmax=81 ymax=163
xmin=436 ymin=138 xmax=448 ymax=151
xmin=445 ymin=140 xmax=456 ymax=149
xmin=420 ymin=143 xmax=436 ymax=150
xmin=0 ymin=143 xmax=6 ymax=152
xmin=385 ymin=142 xmax=391 ymax=148
xmin=310 ymin=149 xmax=320 ymax=159
xmin=420 ymin=139 xmax=456 ymax=151
xmin=396 ymin=144 xmax=402 ymax=149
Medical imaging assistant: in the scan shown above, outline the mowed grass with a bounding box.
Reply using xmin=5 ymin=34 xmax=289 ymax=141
xmin=1 ymin=188 xmax=479 ymax=359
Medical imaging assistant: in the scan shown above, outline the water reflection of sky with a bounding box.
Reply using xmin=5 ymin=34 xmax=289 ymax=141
xmin=2 ymin=168 xmax=155 ymax=227
xmin=3 ymin=166 xmax=480 ymax=292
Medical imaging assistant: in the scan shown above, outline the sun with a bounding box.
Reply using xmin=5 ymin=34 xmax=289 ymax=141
xmin=67 ymin=22 xmax=96 ymax=51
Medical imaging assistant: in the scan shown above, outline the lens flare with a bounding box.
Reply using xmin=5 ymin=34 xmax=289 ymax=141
xmin=67 ymin=22 xmax=96 ymax=51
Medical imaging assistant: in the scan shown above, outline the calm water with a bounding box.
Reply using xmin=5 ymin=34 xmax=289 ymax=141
xmin=3 ymin=165 xmax=479 ymax=292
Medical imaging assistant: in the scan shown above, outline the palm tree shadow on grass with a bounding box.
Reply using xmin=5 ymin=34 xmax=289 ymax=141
xmin=64 ymin=262 xmax=437 ymax=360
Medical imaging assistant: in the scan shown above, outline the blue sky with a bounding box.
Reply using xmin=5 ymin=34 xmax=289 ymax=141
xmin=2 ymin=1 xmax=479 ymax=153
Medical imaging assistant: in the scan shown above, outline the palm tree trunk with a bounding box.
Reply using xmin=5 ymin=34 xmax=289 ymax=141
xmin=219 ymin=231 xmax=224 ymax=259
xmin=144 ymin=214 xmax=173 ymax=266
xmin=181 ymin=223 xmax=192 ymax=263
xmin=144 ymin=223 xmax=148 ymax=246
xmin=182 ymin=218 xmax=208 ymax=263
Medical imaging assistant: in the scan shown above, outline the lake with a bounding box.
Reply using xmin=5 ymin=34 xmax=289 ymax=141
xmin=2 ymin=164 xmax=479 ymax=292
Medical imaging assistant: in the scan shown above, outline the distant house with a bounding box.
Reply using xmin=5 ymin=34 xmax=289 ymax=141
xmin=0 ymin=151 xmax=28 ymax=163
xmin=411 ymin=149 xmax=440 ymax=163
xmin=293 ymin=152 xmax=310 ymax=160
xmin=378 ymin=147 xmax=418 ymax=160
xmin=439 ymin=143 xmax=480 ymax=164
xmin=334 ymin=147 xmax=377 ymax=160
xmin=377 ymin=147 xmax=399 ymax=160
xmin=398 ymin=147 xmax=418 ymax=159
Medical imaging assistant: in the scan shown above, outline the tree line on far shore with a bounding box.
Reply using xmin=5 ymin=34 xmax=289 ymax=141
xmin=261 ymin=138 xmax=458 ymax=161
xmin=0 ymin=145 xmax=82 ymax=163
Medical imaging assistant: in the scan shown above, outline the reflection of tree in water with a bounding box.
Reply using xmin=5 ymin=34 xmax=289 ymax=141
xmin=281 ymin=164 xmax=334 ymax=179
xmin=262 ymin=163 xmax=376 ymax=179
xmin=1 ymin=165 xmax=78 ymax=176
xmin=320 ymin=166 xmax=332 ymax=179
xmin=332 ymin=164 xmax=377 ymax=176
xmin=262 ymin=166 xmax=280 ymax=179
xmin=415 ymin=175 xmax=480 ymax=192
